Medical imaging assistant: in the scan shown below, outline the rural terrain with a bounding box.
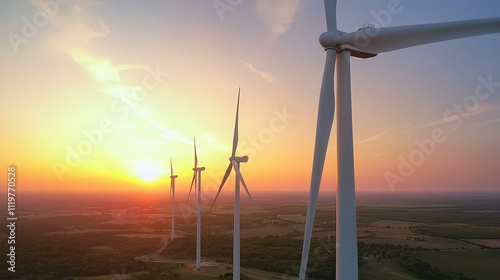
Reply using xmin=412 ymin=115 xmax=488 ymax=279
xmin=1 ymin=191 xmax=500 ymax=279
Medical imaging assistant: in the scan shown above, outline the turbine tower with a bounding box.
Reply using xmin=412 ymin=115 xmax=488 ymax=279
xmin=299 ymin=1 xmax=500 ymax=280
xmin=188 ymin=138 xmax=205 ymax=270
xmin=210 ymin=88 xmax=253 ymax=280
xmin=169 ymin=158 xmax=178 ymax=242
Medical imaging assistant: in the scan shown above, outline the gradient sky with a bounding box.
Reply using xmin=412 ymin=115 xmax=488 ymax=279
xmin=1 ymin=0 xmax=499 ymax=194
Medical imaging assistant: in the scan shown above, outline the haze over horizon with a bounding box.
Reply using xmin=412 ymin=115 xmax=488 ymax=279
xmin=1 ymin=0 xmax=499 ymax=194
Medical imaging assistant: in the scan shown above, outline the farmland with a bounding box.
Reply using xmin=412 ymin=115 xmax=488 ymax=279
xmin=1 ymin=191 xmax=499 ymax=279
xmin=415 ymin=250 xmax=500 ymax=280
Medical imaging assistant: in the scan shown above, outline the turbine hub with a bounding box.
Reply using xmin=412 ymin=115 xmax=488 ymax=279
xmin=319 ymin=31 xmax=343 ymax=50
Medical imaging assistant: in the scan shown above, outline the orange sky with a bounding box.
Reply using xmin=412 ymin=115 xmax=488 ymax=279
xmin=1 ymin=1 xmax=499 ymax=194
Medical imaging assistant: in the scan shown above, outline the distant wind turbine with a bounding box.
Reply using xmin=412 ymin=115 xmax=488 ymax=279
xmin=210 ymin=88 xmax=253 ymax=280
xmin=299 ymin=1 xmax=500 ymax=280
xmin=169 ymin=158 xmax=178 ymax=242
xmin=188 ymin=138 xmax=205 ymax=271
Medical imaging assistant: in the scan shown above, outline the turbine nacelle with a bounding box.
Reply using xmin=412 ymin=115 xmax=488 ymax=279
xmin=321 ymin=16 xmax=500 ymax=60
xmin=230 ymin=156 xmax=248 ymax=163
xmin=193 ymin=167 xmax=206 ymax=171
xmin=319 ymin=31 xmax=377 ymax=59
xmin=170 ymin=175 xmax=178 ymax=179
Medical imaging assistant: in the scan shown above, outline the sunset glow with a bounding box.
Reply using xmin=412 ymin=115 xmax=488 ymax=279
xmin=1 ymin=1 xmax=499 ymax=194
xmin=131 ymin=158 xmax=165 ymax=183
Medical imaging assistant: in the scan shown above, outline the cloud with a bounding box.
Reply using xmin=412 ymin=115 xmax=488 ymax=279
xmin=255 ymin=0 xmax=304 ymax=37
xmin=356 ymin=122 xmax=413 ymax=146
xmin=421 ymin=115 xmax=460 ymax=129
xmin=239 ymin=60 xmax=277 ymax=82
xmin=370 ymin=151 xmax=389 ymax=157
xmin=469 ymin=104 xmax=495 ymax=115
xmin=478 ymin=117 xmax=500 ymax=126
xmin=30 ymin=0 xmax=191 ymax=146
xmin=422 ymin=104 xmax=495 ymax=129
xmin=143 ymin=114 xmax=192 ymax=145
xmin=356 ymin=129 xmax=394 ymax=145
xmin=32 ymin=0 xmax=109 ymax=49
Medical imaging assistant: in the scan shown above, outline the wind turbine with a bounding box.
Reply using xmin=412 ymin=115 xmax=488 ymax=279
xmin=299 ymin=1 xmax=500 ymax=280
xmin=187 ymin=138 xmax=205 ymax=270
xmin=169 ymin=158 xmax=178 ymax=242
xmin=210 ymin=88 xmax=253 ymax=280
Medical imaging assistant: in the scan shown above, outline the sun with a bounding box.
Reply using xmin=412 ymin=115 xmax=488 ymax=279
xmin=131 ymin=158 xmax=165 ymax=183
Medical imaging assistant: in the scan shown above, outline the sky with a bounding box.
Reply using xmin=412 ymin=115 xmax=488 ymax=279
xmin=1 ymin=0 xmax=499 ymax=195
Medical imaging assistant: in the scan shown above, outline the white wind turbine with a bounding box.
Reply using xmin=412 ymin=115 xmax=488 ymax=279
xmin=187 ymin=138 xmax=205 ymax=271
xmin=169 ymin=158 xmax=178 ymax=242
xmin=299 ymin=1 xmax=500 ymax=280
xmin=210 ymin=88 xmax=254 ymax=280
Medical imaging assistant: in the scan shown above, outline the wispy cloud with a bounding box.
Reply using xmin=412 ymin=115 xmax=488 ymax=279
xmin=468 ymin=104 xmax=495 ymax=115
xmin=422 ymin=104 xmax=495 ymax=129
xmin=478 ymin=117 xmax=500 ymax=126
xmin=255 ymin=0 xmax=304 ymax=38
xmin=421 ymin=115 xmax=460 ymax=129
xmin=356 ymin=129 xmax=394 ymax=145
xmin=370 ymin=151 xmax=389 ymax=157
xmin=32 ymin=0 xmax=110 ymax=49
xmin=239 ymin=60 xmax=277 ymax=82
xmin=356 ymin=122 xmax=413 ymax=146
xmin=33 ymin=1 xmax=191 ymax=146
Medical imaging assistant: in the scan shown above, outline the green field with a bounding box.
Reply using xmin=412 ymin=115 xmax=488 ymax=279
xmin=416 ymin=249 xmax=500 ymax=280
xmin=3 ymin=192 xmax=500 ymax=279
xmin=359 ymin=258 xmax=418 ymax=280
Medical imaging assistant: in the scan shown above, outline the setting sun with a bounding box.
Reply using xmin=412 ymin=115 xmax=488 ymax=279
xmin=130 ymin=158 xmax=165 ymax=183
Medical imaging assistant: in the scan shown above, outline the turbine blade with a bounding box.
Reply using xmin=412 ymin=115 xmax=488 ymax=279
xmin=333 ymin=17 xmax=500 ymax=54
xmin=170 ymin=157 xmax=173 ymax=176
xmin=324 ymin=0 xmax=337 ymax=32
xmin=170 ymin=157 xmax=173 ymax=199
xmin=209 ymin=162 xmax=233 ymax=210
xmin=233 ymin=162 xmax=253 ymax=203
xmin=299 ymin=49 xmax=336 ymax=280
xmin=187 ymin=172 xmax=196 ymax=202
xmin=194 ymin=137 xmax=198 ymax=168
xmin=232 ymin=88 xmax=240 ymax=157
